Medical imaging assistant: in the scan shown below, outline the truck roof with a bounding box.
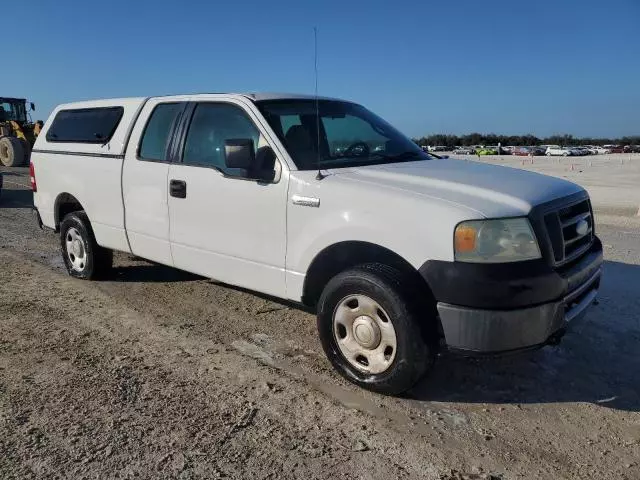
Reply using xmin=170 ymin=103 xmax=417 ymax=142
xmin=35 ymin=93 xmax=350 ymax=157
xmin=53 ymin=92 xmax=344 ymax=110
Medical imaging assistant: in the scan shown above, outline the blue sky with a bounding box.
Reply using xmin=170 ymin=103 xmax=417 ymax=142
xmin=5 ymin=0 xmax=640 ymax=138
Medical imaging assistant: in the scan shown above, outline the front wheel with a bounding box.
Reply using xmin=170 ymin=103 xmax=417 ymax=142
xmin=60 ymin=211 xmax=113 ymax=280
xmin=546 ymin=152 xmax=551 ymax=156
xmin=317 ymin=264 xmax=436 ymax=395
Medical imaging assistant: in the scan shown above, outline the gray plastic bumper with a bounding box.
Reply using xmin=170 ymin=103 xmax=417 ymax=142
xmin=438 ymin=268 xmax=601 ymax=354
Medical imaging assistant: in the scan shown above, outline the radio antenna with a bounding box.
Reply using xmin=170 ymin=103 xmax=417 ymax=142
xmin=314 ymin=27 xmax=326 ymax=180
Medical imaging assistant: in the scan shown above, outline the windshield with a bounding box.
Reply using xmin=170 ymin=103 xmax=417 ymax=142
xmin=256 ymin=99 xmax=431 ymax=170
xmin=0 ymin=99 xmax=27 ymax=123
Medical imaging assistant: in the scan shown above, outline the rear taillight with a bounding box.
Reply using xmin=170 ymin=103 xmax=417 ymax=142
xmin=29 ymin=162 xmax=37 ymax=192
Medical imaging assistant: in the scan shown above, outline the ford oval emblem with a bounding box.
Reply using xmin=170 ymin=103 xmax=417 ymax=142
xmin=576 ymin=219 xmax=589 ymax=236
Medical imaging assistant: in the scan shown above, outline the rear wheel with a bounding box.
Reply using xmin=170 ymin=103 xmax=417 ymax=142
xmin=317 ymin=263 xmax=437 ymax=395
xmin=60 ymin=211 xmax=113 ymax=280
xmin=0 ymin=136 xmax=25 ymax=167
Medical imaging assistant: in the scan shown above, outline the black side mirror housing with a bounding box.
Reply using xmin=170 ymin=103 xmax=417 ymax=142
xmin=224 ymin=139 xmax=255 ymax=169
xmin=30 ymin=102 xmax=35 ymax=111
xmin=253 ymin=146 xmax=277 ymax=182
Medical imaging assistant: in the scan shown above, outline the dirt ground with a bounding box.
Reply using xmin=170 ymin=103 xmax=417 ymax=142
xmin=1 ymin=167 xmax=639 ymax=480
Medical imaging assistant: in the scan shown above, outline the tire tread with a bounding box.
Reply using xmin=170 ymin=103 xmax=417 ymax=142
xmin=60 ymin=211 xmax=112 ymax=280
xmin=317 ymin=262 xmax=437 ymax=395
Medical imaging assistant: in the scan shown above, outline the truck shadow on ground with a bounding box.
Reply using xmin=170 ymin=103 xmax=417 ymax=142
xmin=0 ymin=187 xmax=34 ymax=209
xmin=110 ymin=257 xmax=202 ymax=283
xmin=410 ymin=260 xmax=640 ymax=412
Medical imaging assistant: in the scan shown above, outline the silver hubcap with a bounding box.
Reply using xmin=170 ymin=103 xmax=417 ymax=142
xmin=333 ymin=294 xmax=397 ymax=374
xmin=65 ymin=227 xmax=87 ymax=272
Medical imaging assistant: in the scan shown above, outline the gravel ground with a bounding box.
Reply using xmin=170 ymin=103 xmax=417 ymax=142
xmin=1 ymin=166 xmax=639 ymax=479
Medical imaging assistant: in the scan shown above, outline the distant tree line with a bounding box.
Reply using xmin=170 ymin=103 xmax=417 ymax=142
xmin=413 ymin=133 xmax=640 ymax=148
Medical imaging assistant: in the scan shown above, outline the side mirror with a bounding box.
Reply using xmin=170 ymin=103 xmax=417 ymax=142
xmin=30 ymin=103 xmax=35 ymax=111
xmin=254 ymin=146 xmax=277 ymax=182
xmin=224 ymin=139 xmax=255 ymax=169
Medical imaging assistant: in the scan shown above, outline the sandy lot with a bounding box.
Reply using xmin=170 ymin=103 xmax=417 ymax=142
xmin=1 ymin=165 xmax=639 ymax=479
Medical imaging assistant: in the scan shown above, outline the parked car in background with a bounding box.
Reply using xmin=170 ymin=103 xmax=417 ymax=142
xmin=497 ymin=146 xmax=512 ymax=155
xmin=452 ymin=146 xmax=475 ymax=155
xmin=513 ymin=146 xmax=545 ymax=156
xmin=585 ymin=146 xmax=599 ymax=155
xmin=546 ymin=145 xmax=572 ymax=156
xmin=623 ymin=145 xmax=640 ymax=153
xmin=585 ymin=145 xmax=612 ymax=155
xmin=530 ymin=146 xmax=546 ymax=156
xmin=476 ymin=146 xmax=499 ymax=155
xmin=571 ymin=147 xmax=591 ymax=156
xmin=608 ymin=145 xmax=624 ymax=153
xmin=428 ymin=145 xmax=448 ymax=152
xmin=513 ymin=147 xmax=533 ymax=156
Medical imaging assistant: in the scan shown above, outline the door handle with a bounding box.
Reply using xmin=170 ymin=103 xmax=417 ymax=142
xmin=170 ymin=179 xmax=187 ymax=199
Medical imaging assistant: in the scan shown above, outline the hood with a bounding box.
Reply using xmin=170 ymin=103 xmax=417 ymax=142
xmin=330 ymin=159 xmax=583 ymax=218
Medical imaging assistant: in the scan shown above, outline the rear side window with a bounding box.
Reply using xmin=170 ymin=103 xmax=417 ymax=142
xmin=46 ymin=107 xmax=124 ymax=143
xmin=139 ymin=103 xmax=182 ymax=161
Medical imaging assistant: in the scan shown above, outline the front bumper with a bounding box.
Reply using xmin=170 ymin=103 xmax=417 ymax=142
xmin=420 ymin=237 xmax=603 ymax=354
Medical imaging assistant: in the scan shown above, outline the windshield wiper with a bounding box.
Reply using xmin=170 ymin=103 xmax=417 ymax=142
xmin=370 ymin=151 xmax=426 ymax=162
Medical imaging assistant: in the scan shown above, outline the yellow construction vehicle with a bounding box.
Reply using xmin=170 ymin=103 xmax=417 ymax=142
xmin=0 ymin=97 xmax=43 ymax=167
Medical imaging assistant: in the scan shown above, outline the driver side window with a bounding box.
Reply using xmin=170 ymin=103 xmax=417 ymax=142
xmin=182 ymin=103 xmax=260 ymax=176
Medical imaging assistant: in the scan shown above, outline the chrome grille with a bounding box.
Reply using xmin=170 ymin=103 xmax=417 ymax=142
xmin=544 ymin=199 xmax=593 ymax=265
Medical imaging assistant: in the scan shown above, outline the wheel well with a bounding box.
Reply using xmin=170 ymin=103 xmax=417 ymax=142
xmin=55 ymin=193 xmax=84 ymax=231
xmin=302 ymin=241 xmax=434 ymax=308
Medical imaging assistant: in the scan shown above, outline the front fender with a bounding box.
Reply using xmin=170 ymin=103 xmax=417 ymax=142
xmin=286 ymin=196 xmax=462 ymax=276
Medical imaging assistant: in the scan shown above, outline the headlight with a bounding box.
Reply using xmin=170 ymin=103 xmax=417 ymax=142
xmin=454 ymin=218 xmax=541 ymax=263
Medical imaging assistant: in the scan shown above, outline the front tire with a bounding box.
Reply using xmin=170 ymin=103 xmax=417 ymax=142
xmin=60 ymin=211 xmax=113 ymax=280
xmin=317 ymin=263 xmax=436 ymax=395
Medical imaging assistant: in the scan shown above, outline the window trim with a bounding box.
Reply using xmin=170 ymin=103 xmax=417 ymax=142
xmin=136 ymin=102 xmax=186 ymax=163
xmin=175 ymin=101 xmax=282 ymax=184
xmin=45 ymin=106 xmax=124 ymax=144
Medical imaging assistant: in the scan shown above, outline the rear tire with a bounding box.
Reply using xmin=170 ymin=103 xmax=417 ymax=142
xmin=317 ymin=263 xmax=437 ymax=395
xmin=0 ymin=136 xmax=25 ymax=167
xmin=60 ymin=211 xmax=113 ymax=280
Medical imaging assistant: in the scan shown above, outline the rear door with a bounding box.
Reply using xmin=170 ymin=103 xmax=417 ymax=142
xmin=122 ymin=99 xmax=186 ymax=265
xmin=167 ymin=99 xmax=288 ymax=297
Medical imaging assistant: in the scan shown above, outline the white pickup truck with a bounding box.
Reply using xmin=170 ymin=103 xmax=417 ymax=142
xmin=31 ymin=93 xmax=603 ymax=394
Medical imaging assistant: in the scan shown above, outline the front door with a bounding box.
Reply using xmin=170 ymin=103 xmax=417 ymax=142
xmin=167 ymin=100 xmax=288 ymax=297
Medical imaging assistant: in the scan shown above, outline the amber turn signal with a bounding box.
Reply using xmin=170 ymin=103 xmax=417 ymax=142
xmin=455 ymin=225 xmax=477 ymax=253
